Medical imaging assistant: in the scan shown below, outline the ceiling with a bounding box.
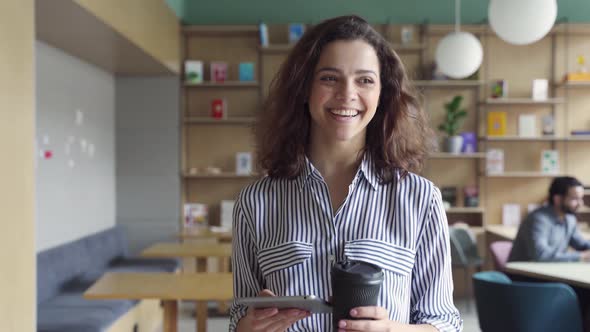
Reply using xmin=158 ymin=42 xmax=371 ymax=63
xmin=165 ymin=0 xmax=590 ymax=25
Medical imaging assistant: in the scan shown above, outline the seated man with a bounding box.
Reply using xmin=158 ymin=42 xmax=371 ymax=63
xmin=509 ymin=176 xmax=590 ymax=262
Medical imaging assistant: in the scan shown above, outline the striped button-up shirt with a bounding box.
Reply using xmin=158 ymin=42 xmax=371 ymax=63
xmin=230 ymin=155 xmax=462 ymax=331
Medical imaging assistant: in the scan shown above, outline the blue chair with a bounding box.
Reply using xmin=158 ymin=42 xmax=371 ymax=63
xmin=449 ymin=226 xmax=483 ymax=311
xmin=472 ymin=271 xmax=583 ymax=332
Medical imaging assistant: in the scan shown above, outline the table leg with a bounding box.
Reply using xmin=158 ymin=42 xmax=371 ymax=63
xmin=163 ymin=300 xmax=178 ymax=332
xmin=196 ymin=257 xmax=207 ymax=273
xmin=217 ymin=257 xmax=230 ymax=314
xmin=196 ymin=301 xmax=208 ymax=332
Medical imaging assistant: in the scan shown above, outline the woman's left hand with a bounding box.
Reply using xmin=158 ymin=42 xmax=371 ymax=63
xmin=336 ymin=306 xmax=427 ymax=332
xmin=335 ymin=306 xmax=399 ymax=332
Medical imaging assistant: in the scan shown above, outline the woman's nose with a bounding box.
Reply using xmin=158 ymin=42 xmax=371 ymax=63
xmin=336 ymin=80 xmax=357 ymax=101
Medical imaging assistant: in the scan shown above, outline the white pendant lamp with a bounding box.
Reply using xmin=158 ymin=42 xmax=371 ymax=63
xmin=489 ymin=0 xmax=557 ymax=45
xmin=435 ymin=0 xmax=483 ymax=79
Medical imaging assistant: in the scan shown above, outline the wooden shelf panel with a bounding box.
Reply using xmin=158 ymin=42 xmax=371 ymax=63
xmin=483 ymin=136 xmax=590 ymax=142
xmin=414 ymin=80 xmax=484 ymax=88
xmin=184 ymin=117 xmax=256 ymax=124
xmin=390 ymin=43 xmax=426 ymax=52
xmin=566 ymin=136 xmax=590 ymax=141
xmin=446 ymin=207 xmax=485 ymax=214
xmin=555 ymin=81 xmax=590 ymax=88
xmin=184 ymin=81 xmax=260 ymax=88
xmin=182 ymin=25 xmax=259 ymax=36
xmin=259 ymin=43 xmax=426 ymax=54
xmin=482 ymin=98 xmax=565 ymax=105
xmin=484 ymin=136 xmax=565 ymax=142
xmin=430 ymin=152 xmax=486 ymax=159
xmin=183 ymin=172 xmax=260 ymax=179
xmin=486 ymin=172 xmax=564 ymax=178
xmin=259 ymin=44 xmax=292 ymax=53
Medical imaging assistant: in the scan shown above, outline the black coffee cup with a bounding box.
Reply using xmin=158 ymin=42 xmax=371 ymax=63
xmin=331 ymin=260 xmax=384 ymax=331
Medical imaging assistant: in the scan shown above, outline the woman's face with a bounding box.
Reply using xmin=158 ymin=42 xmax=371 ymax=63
xmin=308 ymin=39 xmax=381 ymax=145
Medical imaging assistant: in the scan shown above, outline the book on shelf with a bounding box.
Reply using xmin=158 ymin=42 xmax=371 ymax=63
xmin=185 ymin=60 xmax=203 ymax=84
xmin=239 ymin=62 xmax=255 ymax=81
xmin=461 ymin=132 xmax=477 ymax=153
xmin=184 ymin=203 xmax=208 ymax=229
xmin=235 ymin=152 xmax=253 ymax=175
xmin=571 ymin=130 xmax=590 ymax=136
xmin=400 ymin=25 xmax=415 ymax=44
xmin=441 ymin=187 xmax=458 ymax=208
xmin=542 ymin=115 xmax=555 ymax=136
xmin=541 ymin=150 xmax=559 ymax=174
xmin=220 ymin=200 xmax=235 ymax=230
xmin=210 ymin=61 xmax=228 ymax=82
xmin=490 ymin=80 xmax=508 ymax=98
xmin=531 ymin=79 xmax=549 ymax=101
xmin=259 ymin=22 xmax=269 ymax=47
xmin=487 ymin=111 xmax=507 ymax=136
xmin=502 ymin=203 xmax=521 ymax=227
xmin=211 ymin=99 xmax=227 ymax=119
xmin=486 ymin=149 xmax=504 ymax=174
xmin=463 ymin=185 xmax=479 ymax=208
xmin=518 ymin=114 xmax=537 ymax=137
xmin=288 ymin=23 xmax=305 ymax=43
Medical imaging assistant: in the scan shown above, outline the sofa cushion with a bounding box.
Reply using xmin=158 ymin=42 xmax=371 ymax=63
xmin=83 ymin=226 xmax=129 ymax=270
xmin=109 ymin=257 xmax=179 ymax=273
xmin=42 ymin=293 xmax=136 ymax=313
xmin=37 ymin=305 xmax=131 ymax=332
xmin=60 ymin=270 xmax=104 ymax=293
xmin=37 ymin=237 xmax=90 ymax=304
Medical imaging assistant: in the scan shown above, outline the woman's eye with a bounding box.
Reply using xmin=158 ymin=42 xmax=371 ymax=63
xmin=319 ymin=76 xmax=337 ymax=82
xmin=359 ymin=77 xmax=374 ymax=84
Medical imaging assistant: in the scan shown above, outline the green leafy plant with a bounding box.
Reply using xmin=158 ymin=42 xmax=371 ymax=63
xmin=438 ymin=95 xmax=467 ymax=136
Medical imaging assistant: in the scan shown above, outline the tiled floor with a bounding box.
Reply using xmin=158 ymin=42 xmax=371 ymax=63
xmin=168 ymin=298 xmax=480 ymax=332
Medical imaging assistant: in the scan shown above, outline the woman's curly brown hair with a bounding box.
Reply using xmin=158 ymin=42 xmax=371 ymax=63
xmin=256 ymin=15 xmax=436 ymax=183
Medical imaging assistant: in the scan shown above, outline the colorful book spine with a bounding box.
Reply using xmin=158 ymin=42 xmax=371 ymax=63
xmin=488 ymin=111 xmax=507 ymax=136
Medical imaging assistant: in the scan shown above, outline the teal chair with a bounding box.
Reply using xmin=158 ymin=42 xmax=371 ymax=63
xmin=472 ymin=271 xmax=583 ymax=332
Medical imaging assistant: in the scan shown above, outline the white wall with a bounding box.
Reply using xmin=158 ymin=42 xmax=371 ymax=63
xmin=116 ymin=77 xmax=180 ymax=255
xmin=35 ymin=41 xmax=116 ymax=252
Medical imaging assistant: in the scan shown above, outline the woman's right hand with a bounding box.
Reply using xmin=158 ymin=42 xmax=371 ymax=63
xmin=237 ymin=289 xmax=311 ymax=332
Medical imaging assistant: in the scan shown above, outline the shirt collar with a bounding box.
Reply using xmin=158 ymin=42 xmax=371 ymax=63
xmin=296 ymin=152 xmax=379 ymax=192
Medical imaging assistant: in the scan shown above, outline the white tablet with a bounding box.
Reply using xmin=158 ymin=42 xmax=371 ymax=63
xmin=235 ymin=295 xmax=332 ymax=314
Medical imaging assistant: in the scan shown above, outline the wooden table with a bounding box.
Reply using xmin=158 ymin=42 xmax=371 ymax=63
xmin=84 ymin=272 xmax=233 ymax=332
xmin=505 ymin=262 xmax=590 ymax=289
xmin=141 ymin=242 xmax=232 ymax=272
xmin=178 ymin=228 xmax=232 ymax=243
xmin=486 ymin=224 xmax=590 ymax=241
xmin=141 ymin=242 xmax=233 ymax=331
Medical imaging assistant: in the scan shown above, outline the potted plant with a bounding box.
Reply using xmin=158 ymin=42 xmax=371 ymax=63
xmin=438 ymin=95 xmax=467 ymax=154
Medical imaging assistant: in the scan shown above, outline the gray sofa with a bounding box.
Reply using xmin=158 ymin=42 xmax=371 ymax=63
xmin=37 ymin=226 xmax=179 ymax=332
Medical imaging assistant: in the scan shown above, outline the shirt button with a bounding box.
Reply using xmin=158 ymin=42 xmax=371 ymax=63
xmin=329 ymin=255 xmax=335 ymax=261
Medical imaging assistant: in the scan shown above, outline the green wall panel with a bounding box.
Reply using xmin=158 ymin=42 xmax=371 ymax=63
xmin=166 ymin=0 xmax=590 ymax=25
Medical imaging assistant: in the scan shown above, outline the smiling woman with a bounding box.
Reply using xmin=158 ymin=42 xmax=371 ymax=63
xmin=231 ymin=15 xmax=461 ymax=332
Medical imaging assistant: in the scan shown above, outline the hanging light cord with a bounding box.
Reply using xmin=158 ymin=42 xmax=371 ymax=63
xmin=455 ymin=0 xmax=461 ymax=33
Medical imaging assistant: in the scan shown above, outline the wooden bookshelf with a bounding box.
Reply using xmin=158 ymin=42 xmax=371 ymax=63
xmin=414 ymin=80 xmax=484 ymax=88
xmin=430 ymin=152 xmax=486 ymax=159
xmin=182 ymin=25 xmax=258 ymax=36
xmin=183 ymin=172 xmax=260 ymax=179
xmin=183 ymin=117 xmax=256 ymax=124
xmin=390 ymin=43 xmax=425 ymax=52
xmin=184 ymin=81 xmax=259 ymax=88
xmin=555 ymin=81 xmax=590 ymax=88
xmin=446 ymin=207 xmax=485 ymax=214
xmin=483 ymin=136 xmax=566 ymax=142
xmin=482 ymin=98 xmax=565 ymax=105
xmin=258 ymin=44 xmax=292 ymax=53
xmin=486 ymin=172 xmax=564 ymax=178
